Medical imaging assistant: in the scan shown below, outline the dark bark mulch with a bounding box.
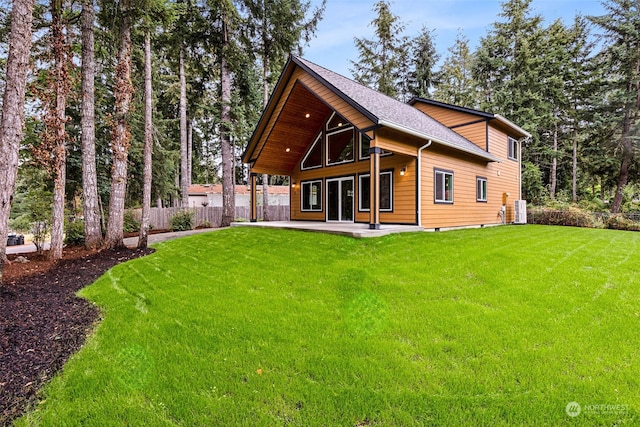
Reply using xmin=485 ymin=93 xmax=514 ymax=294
xmin=0 ymin=246 xmax=153 ymax=426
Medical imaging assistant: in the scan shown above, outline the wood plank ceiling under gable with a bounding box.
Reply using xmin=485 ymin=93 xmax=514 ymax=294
xmin=251 ymin=81 xmax=332 ymax=175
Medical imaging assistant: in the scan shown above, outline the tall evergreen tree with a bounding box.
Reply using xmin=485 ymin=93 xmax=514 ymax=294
xmin=104 ymin=0 xmax=134 ymax=249
xmin=0 ymin=0 xmax=34 ymax=277
xmin=48 ymin=0 xmax=71 ymax=260
xmin=350 ymin=0 xmax=409 ymax=99
xmin=433 ymin=31 xmax=477 ymax=107
xmin=589 ymin=0 xmax=640 ymax=213
xmin=81 ymin=0 xmax=103 ymax=249
xmin=403 ymin=25 xmax=438 ymax=100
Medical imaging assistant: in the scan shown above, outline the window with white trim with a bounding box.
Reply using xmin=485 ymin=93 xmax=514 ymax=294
xmin=301 ymin=133 xmax=322 ymax=170
xmin=326 ymin=127 xmax=354 ymax=165
xmin=301 ymin=180 xmax=322 ymax=211
xmin=434 ymin=169 xmax=453 ymax=203
xmin=508 ymin=137 xmax=518 ymax=160
xmin=476 ymin=176 xmax=487 ymax=202
xmin=359 ymin=171 xmax=393 ymax=211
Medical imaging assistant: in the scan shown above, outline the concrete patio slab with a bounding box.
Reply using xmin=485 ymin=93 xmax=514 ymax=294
xmin=230 ymin=221 xmax=423 ymax=238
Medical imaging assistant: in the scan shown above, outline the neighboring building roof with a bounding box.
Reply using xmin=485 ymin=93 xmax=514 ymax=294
xmin=292 ymin=56 xmax=500 ymax=162
xmin=408 ymin=97 xmax=532 ymax=139
xmin=188 ymin=184 xmax=289 ymax=196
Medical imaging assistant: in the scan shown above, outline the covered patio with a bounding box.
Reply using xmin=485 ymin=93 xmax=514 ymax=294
xmin=230 ymin=221 xmax=423 ymax=239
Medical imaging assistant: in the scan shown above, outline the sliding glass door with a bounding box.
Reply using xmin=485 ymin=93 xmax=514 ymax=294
xmin=326 ymin=177 xmax=354 ymax=222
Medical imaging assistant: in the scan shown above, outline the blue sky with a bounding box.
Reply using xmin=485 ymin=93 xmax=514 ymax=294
xmin=304 ymin=0 xmax=607 ymax=77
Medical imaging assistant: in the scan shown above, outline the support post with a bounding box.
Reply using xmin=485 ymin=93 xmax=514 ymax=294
xmin=250 ymin=172 xmax=258 ymax=222
xmin=369 ymin=146 xmax=382 ymax=230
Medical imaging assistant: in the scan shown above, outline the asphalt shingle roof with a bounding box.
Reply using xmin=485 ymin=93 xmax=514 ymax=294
xmin=294 ymin=56 xmax=499 ymax=162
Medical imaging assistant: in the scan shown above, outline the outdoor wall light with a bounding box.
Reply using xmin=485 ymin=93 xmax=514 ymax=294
xmin=285 ymin=147 xmax=291 ymax=152
xmin=400 ymin=167 xmax=406 ymax=176
xmin=305 ymin=113 xmax=310 ymax=118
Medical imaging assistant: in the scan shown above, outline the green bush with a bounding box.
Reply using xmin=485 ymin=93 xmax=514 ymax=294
xmin=64 ymin=219 xmax=85 ymax=246
xmin=170 ymin=210 xmax=194 ymax=231
xmin=123 ymin=210 xmax=141 ymax=233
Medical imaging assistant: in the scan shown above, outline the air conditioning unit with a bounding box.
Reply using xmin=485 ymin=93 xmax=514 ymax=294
xmin=514 ymin=200 xmax=527 ymax=224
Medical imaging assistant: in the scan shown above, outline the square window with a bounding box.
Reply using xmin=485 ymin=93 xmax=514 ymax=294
xmin=359 ymin=171 xmax=393 ymax=212
xmin=476 ymin=177 xmax=487 ymax=202
xmin=301 ymin=180 xmax=322 ymax=211
xmin=508 ymin=137 xmax=518 ymax=160
xmin=435 ymin=169 xmax=453 ymax=203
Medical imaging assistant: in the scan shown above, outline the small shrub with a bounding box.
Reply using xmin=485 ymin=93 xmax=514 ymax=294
xmin=606 ymin=214 xmax=640 ymax=232
xmin=577 ymin=197 xmax=607 ymax=212
xmin=123 ymin=210 xmax=141 ymax=233
xmin=170 ymin=210 xmax=194 ymax=231
xmin=64 ymin=219 xmax=85 ymax=246
xmin=31 ymin=220 xmax=50 ymax=254
xmin=528 ymin=207 xmax=600 ymax=228
xmin=197 ymin=220 xmax=212 ymax=229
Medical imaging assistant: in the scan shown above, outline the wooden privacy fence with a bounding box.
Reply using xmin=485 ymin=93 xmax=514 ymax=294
xmin=129 ymin=206 xmax=290 ymax=230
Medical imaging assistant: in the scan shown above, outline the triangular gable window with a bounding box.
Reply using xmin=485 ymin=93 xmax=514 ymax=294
xmin=301 ymin=133 xmax=322 ymax=170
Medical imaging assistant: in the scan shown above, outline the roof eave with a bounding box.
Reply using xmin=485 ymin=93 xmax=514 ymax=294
xmin=493 ymin=114 xmax=532 ymax=139
xmin=291 ymin=55 xmax=379 ymax=126
xmin=409 ymin=97 xmax=494 ymax=119
xmin=242 ymin=56 xmax=297 ymax=164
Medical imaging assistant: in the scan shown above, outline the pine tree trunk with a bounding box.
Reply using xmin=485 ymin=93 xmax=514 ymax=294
xmin=0 ymin=0 xmax=34 ymax=279
xmin=49 ymin=0 xmax=67 ymax=260
xmin=611 ymin=106 xmax=634 ymax=213
xmin=138 ymin=30 xmax=153 ymax=249
xmin=104 ymin=0 xmax=133 ymax=249
xmin=261 ymin=57 xmax=269 ymax=221
xmin=220 ymin=20 xmax=235 ymax=227
xmin=81 ymin=0 xmax=102 ymax=249
xmin=179 ymin=45 xmax=189 ymax=208
xmin=572 ymin=127 xmax=578 ymax=204
xmin=549 ymin=120 xmax=558 ymax=200
xmin=187 ymin=119 xmax=192 ymax=188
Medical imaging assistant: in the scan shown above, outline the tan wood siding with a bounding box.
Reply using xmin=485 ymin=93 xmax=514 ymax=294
xmin=420 ymin=144 xmax=520 ymax=228
xmin=413 ymin=103 xmax=477 ymax=126
xmin=412 ymin=103 xmax=488 ymax=150
xmin=452 ymin=121 xmax=487 ymax=150
xmin=291 ymin=153 xmax=416 ymax=224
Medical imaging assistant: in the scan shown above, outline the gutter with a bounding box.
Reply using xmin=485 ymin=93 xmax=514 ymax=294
xmin=417 ymin=140 xmax=432 ymax=227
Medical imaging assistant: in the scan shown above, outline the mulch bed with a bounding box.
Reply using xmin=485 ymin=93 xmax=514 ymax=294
xmin=0 ymin=246 xmax=153 ymax=426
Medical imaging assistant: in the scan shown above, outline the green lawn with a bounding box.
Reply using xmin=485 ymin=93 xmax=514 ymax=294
xmin=17 ymin=225 xmax=639 ymax=426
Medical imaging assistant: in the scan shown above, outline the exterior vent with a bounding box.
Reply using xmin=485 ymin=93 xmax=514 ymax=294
xmin=514 ymin=200 xmax=527 ymax=224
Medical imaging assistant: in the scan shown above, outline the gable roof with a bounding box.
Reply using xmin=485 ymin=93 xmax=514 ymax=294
xmin=243 ymin=55 xmax=501 ymax=166
xmin=292 ymin=56 xmax=500 ymax=162
xmin=409 ymin=97 xmax=532 ymax=139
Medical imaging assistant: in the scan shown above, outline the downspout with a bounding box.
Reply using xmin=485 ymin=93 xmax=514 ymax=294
xmin=519 ymin=136 xmax=530 ymax=200
xmin=417 ymin=139 xmax=432 ymax=227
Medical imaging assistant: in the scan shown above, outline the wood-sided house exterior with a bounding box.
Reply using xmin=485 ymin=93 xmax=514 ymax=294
xmin=242 ymin=55 xmax=531 ymax=230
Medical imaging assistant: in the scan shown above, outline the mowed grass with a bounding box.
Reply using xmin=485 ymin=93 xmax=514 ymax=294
xmin=17 ymin=225 xmax=639 ymax=426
